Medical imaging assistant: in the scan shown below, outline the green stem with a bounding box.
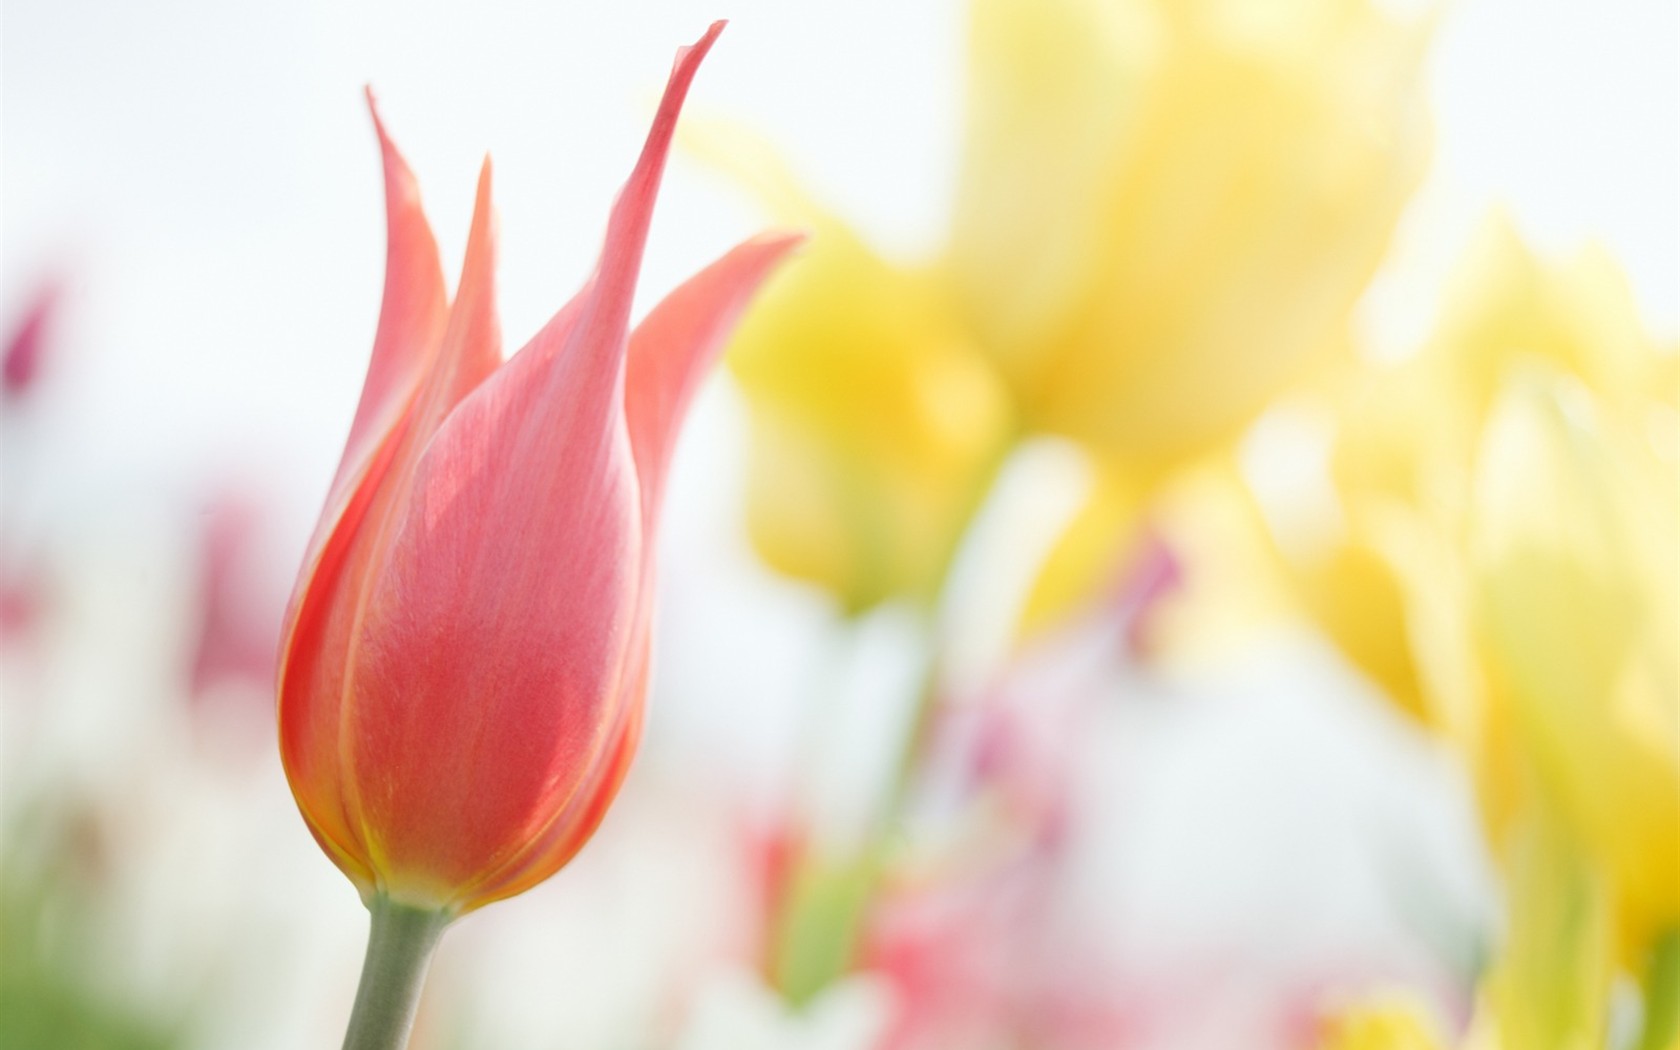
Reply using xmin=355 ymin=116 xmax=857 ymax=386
xmin=341 ymin=895 xmax=451 ymax=1050
xmin=1640 ymin=929 xmax=1680 ymax=1050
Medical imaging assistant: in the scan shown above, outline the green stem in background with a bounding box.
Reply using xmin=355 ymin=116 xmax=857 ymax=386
xmin=1640 ymin=929 xmax=1680 ymax=1050
xmin=768 ymin=430 xmax=1022 ymax=1006
xmin=341 ymin=895 xmax=451 ymax=1050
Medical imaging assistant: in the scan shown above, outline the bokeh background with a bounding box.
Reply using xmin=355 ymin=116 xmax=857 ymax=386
xmin=2 ymin=1 xmax=1675 ymax=1048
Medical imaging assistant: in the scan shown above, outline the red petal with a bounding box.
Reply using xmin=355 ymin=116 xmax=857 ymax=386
xmin=278 ymin=126 xmax=503 ymax=892
xmin=342 ymin=309 xmax=642 ymax=901
xmin=321 ymin=91 xmax=450 ymax=545
xmin=277 ymin=95 xmax=448 ymax=884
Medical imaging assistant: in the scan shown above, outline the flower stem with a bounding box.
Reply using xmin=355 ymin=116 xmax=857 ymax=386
xmin=1640 ymin=928 xmax=1680 ymax=1050
xmin=341 ymin=895 xmax=451 ymax=1050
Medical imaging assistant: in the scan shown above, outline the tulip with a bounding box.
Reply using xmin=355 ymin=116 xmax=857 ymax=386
xmin=949 ymin=0 xmax=1429 ymax=475
xmin=963 ymin=0 xmax=1431 ymax=636
xmin=684 ymin=120 xmax=1014 ymax=613
xmin=1472 ymin=369 xmax=1680 ymax=975
xmin=276 ymin=23 xmax=797 ymax=1049
xmin=1273 ymin=223 xmax=1678 ymax=1047
xmin=3 ymin=278 xmax=58 ymax=400
xmin=727 ymin=214 xmax=1013 ymax=613
xmin=1277 ymin=221 xmax=1670 ymax=795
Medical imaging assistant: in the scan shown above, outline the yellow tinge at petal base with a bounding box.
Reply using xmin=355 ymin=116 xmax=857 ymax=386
xmin=1472 ymin=370 xmax=1680 ymax=956
xmin=729 ymin=217 xmax=1014 ymax=612
xmin=950 ymin=0 xmax=1430 ymax=471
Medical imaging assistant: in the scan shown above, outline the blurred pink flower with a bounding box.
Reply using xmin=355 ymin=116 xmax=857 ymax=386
xmin=3 ymin=279 xmax=59 ymax=400
xmin=189 ymin=493 xmax=283 ymax=703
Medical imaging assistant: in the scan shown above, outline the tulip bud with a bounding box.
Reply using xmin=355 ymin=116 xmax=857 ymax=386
xmin=277 ymin=22 xmax=798 ymax=915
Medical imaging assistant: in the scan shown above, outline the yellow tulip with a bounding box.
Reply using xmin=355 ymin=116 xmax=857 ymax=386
xmin=1281 ymin=225 xmax=1669 ymax=814
xmin=727 ymin=215 xmax=1014 ymax=612
xmin=949 ymin=0 xmax=1430 ymax=472
xmin=1471 ymin=368 xmax=1680 ymax=958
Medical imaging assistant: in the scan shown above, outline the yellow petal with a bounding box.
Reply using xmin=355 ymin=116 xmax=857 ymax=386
xmin=950 ymin=0 xmax=1430 ymax=470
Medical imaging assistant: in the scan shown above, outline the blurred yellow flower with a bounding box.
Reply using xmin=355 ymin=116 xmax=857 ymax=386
xmin=688 ymin=115 xmax=1016 ymax=613
xmin=715 ymin=0 xmax=1429 ymax=617
xmin=1471 ymin=368 xmax=1680 ymax=959
xmin=1276 ymin=221 xmax=1678 ymax=1042
xmin=727 ymin=215 xmax=1013 ymax=612
xmin=1282 ymin=219 xmax=1671 ymax=760
xmin=950 ymin=0 xmax=1430 ymax=474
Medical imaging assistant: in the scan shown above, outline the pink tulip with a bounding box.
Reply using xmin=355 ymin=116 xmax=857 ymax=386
xmin=3 ymin=279 xmax=58 ymax=400
xmin=277 ymin=21 xmax=798 ymax=917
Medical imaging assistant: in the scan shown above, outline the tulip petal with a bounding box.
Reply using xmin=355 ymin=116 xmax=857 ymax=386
xmin=323 ymin=92 xmax=451 ymax=545
xmin=457 ymin=632 xmax=651 ymax=909
xmin=625 ymin=230 xmax=803 ymax=526
xmin=277 ymin=96 xmax=449 ymax=885
xmin=279 ymin=139 xmax=503 ymax=894
xmin=449 ymin=229 xmax=804 ymax=908
xmin=338 ymin=23 xmax=728 ymax=904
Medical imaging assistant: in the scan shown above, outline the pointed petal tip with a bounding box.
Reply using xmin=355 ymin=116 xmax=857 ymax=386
xmin=365 ymin=87 xmax=425 ymax=212
xmin=462 ymin=154 xmax=498 ymax=280
xmin=364 ymin=85 xmax=392 ymax=148
xmin=668 ymin=21 xmax=725 ymax=90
